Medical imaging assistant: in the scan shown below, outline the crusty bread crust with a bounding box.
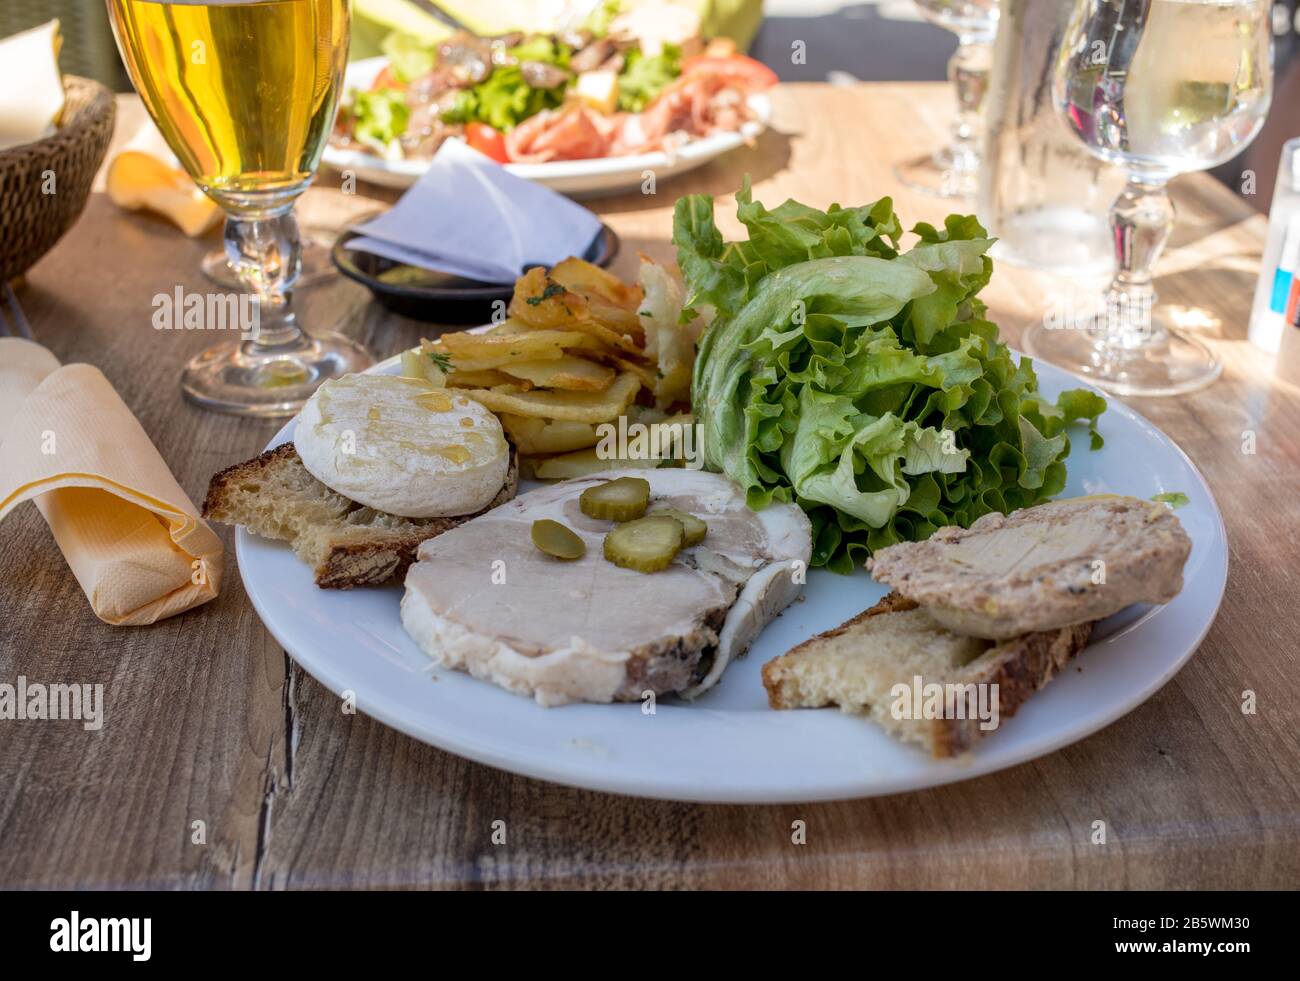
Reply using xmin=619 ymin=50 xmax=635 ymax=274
xmin=762 ymin=591 xmax=1093 ymax=757
xmin=929 ymin=619 xmax=1092 ymax=756
xmin=202 ymin=441 xmax=517 ymax=589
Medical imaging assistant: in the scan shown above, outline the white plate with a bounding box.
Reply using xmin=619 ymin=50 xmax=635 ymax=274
xmin=236 ymin=355 xmax=1227 ymax=803
xmin=322 ymin=57 xmax=772 ymax=197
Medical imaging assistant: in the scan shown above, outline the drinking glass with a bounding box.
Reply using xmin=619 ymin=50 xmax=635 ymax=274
xmin=107 ymin=0 xmax=370 ymax=416
xmin=897 ymin=0 xmax=1000 ymax=198
xmin=1025 ymin=0 xmax=1273 ymax=396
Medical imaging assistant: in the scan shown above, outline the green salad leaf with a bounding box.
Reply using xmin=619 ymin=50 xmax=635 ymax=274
xmin=1152 ymin=491 xmax=1189 ymax=509
xmin=676 ymin=179 xmax=1107 ymax=572
xmin=442 ymin=38 xmax=571 ymax=131
xmin=618 ymin=43 xmax=682 ymax=112
xmin=380 ymin=31 xmax=436 ymax=83
xmin=350 ymin=89 xmax=410 ymax=149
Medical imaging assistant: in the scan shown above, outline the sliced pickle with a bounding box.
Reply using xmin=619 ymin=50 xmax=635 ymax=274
xmin=579 ymin=476 xmax=650 ymax=522
xmin=531 ymin=519 xmax=585 ymax=561
xmin=649 ymin=507 xmax=707 ymax=547
xmin=603 ymin=516 xmax=684 ymax=573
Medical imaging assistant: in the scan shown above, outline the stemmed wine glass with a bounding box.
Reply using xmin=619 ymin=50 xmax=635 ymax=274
xmin=1025 ymin=0 xmax=1273 ymax=396
xmin=107 ymin=0 xmax=370 ymax=416
xmin=897 ymin=0 xmax=1000 ymax=198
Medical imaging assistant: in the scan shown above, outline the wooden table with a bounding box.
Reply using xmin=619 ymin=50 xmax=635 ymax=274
xmin=3 ymin=84 xmax=1298 ymax=889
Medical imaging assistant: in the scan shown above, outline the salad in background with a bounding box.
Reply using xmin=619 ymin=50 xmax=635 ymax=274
xmin=331 ymin=2 xmax=776 ymax=165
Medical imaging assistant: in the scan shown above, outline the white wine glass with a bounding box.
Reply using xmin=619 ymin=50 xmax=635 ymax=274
xmin=1025 ymin=0 xmax=1273 ymax=396
xmin=107 ymin=0 xmax=371 ymax=416
xmin=897 ymin=0 xmax=1000 ymax=198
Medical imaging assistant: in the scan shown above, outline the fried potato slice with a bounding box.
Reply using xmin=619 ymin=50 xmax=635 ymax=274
xmin=508 ymin=267 xmax=590 ymax=328
xmin=445 ymin=368 xmax=520 ymax=389
xmin=566 ymin=318 xmax=646 ymax=358
xmin=438 ymin=328 xmax=588 ymax=359
xmin=458 ymin=371 xmax=641 ymax=423
xmin=499 ymin=414 xmax=602 ymax=455
xmin=549 ymin=258 xmax=646 ymax=343
xmin=549 ymin=258 xmax=641 ymax=308
xmin=499 ymin=355 xmax=615 ymax=392
xmin=603 ymin=353 xmax=660 ymax=391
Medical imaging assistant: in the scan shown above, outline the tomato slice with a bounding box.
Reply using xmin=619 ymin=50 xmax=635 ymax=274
xmin=465 ymin=122 xmax=510 ymax=163
xmin=369 ymin=64 xmax=406 ymax=91
xmin=679 ymin=54 xmax=779 ymax=90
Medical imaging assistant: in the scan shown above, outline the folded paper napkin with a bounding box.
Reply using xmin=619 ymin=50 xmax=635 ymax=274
xmin=348 ymin=139 xmax=604 ymax=283
xmin=105 ymin=119 xmax=222 ymax=237
xmin=0 ymin=19 xmax=65 ymax=151
xmin=0 ymin=339 xmax=223 ymax=626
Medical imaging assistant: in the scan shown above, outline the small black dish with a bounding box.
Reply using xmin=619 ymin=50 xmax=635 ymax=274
xmin=331 ymin=221 xmax=620 ymax=326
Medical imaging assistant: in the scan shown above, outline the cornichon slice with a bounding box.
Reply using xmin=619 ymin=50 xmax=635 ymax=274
xmin=579 ymin=476 xmax=650 ymax=522
xmin=649 ymin=507 xmax=707 ymax=547
xmin=603 ymin=515 xmax=684 ymax=573
xmin=531 ymin=519 xmax=585 ymax=560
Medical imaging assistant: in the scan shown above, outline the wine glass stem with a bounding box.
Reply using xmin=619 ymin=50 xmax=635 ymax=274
xmin=1106 ymin=176 xmax=1174 ymax=347
xmin=225 ymin=210 xmax=305 ymax=351
xmin=948 ymin=33 xmax=992 ymax=172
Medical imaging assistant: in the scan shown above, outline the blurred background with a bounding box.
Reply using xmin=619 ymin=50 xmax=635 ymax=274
xmin=6 ymin=0 xmax=1297 ymax=208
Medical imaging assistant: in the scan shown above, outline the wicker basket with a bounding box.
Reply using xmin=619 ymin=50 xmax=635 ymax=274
xmin=0 ymin=76 xmax=116 ymax=284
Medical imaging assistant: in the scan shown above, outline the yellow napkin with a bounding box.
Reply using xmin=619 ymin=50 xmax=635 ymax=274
xmin=106 ymin=120 xmax=222 ymax=237
xmin=0 ymin=19 xmax=65 ymax=150
xmin=0 ymin=339 xmax=223 ymax=626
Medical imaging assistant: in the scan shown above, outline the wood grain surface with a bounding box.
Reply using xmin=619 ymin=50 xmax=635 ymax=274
xmin=1 ymin=85 xmax=1297 ymax=889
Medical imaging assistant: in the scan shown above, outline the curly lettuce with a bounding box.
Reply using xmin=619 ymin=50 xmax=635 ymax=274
xmin=675 ymin=180 xmax=1106 ymax=572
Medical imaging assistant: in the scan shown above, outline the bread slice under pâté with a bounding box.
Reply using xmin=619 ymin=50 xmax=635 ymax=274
xmin=762 ymin=592 xmax=1093 ymax=757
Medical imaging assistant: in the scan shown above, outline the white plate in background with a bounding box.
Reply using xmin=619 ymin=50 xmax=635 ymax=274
xmin=322 ymin=57 xmax=773 ymax=197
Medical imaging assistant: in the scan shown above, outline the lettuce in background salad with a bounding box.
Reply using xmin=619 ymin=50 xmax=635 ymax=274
xmin=674 ymin=180 xmax=1106 ymax=573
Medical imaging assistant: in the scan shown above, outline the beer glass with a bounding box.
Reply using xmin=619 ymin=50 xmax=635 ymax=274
xmin=107 ymin=0 xmax=370 ymax=416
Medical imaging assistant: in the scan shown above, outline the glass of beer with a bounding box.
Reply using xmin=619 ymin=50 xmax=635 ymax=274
xmin=107 ymin=0 xmax=370 ymax=416
xmin=1025 ymin=0 xmax=1273 ymax=396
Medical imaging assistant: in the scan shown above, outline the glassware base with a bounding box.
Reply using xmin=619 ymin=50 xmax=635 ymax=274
xmin=1022 ymin=316 xmax=1221 ymax=397
xmin=181 ymin=332 xmax=372 ymax=417
xmin=201 ymin=241 xmax=335 ymax=290
xmin=894 ymin=145 xmax=978 ymax=199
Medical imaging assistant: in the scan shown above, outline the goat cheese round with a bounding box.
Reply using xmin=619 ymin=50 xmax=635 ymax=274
xmin=295 ymin=373 xmax=509 ymax=518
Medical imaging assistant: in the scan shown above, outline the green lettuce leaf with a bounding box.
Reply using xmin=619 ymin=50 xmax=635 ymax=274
xmin=350 ymin=89 xmax=410 ymax=150
xmin=677 ymin=183 xmax=1108 ymax=572
xmin=618 ymin=43 xmax=681 ymax=113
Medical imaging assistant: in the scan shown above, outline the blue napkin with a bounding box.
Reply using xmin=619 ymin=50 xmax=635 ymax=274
xmin=346 ymin=140 xmax=604 ymax=284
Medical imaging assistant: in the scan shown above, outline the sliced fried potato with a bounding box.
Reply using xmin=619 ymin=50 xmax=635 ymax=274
xmin=566 ymin=318 xmax=646 ymax=358
xmin=604 ymin=353 xmax=660 ymax=391
xmin=508 ymin=266 xmax=590 ymax=328
xmin=446 ymin=368 xmax=520 ymax=389
xmin=458 ymin=371 xmax=641 ymax=423
xmin=499 ymin=414 xmax=601 ymax=455
xmin=549 ymin=258 xmax=641 ymax=308
xmin=499 ymin=355 xmax=615 ymax=392
xmin=532 ymin=446 xmax=663 ymax=481
xmin=549 ymin=260 xmax=645 ymax=343
xmin=439 ymin=328 xmax=588 ymax=358
xmin=424 ymin=330 xmax=596 ymax=371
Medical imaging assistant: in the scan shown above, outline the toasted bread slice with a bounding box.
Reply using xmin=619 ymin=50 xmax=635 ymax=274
xmin=762 ymin=592 xmax=1093 ymax=757
xmin=202 ymin=442 xmax=518 ymax=589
